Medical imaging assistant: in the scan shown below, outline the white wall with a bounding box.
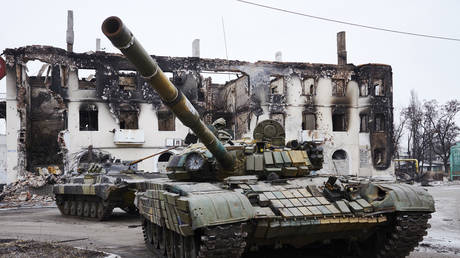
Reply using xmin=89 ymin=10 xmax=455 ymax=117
xmin=6 ymin=67 xmax=21 ymax=183
xmin=65 ymin=71 xmax=190 ymax=173
xmin=249 ymin=76 xmax=394 ymax=178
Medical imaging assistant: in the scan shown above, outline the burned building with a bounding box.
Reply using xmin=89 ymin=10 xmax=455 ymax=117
xmin=3 ymin=32 xmax=394 ymax=183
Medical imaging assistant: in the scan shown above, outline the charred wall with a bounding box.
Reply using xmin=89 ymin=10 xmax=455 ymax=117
xmin=3 ymin=45 xmax=394 ymax=174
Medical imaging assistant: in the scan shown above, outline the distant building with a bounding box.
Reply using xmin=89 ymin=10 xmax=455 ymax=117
xmin=3 ymin=32 xmax=394 ymax=183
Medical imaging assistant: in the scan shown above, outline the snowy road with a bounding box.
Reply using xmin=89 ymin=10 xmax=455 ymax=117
xmin=409 ymin=183 xmax=460 ymax=257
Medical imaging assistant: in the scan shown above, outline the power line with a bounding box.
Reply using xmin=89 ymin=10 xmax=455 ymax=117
xmin=236 ymin=0 xmax=460 ymax=42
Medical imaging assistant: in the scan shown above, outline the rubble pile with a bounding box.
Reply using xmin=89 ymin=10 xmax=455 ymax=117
xmin=0 ymin=239 xmax=107 ymax=258
xmin=0 ymin=166 xmax=66 ymax=209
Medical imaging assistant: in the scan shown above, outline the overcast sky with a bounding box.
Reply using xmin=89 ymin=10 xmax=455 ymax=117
xmin=1 ymin=0 xmax=459 ymax=126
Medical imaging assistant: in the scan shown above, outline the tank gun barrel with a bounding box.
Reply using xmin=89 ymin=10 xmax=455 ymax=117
xmin=102 ymin=16 xmax=234 ymax=170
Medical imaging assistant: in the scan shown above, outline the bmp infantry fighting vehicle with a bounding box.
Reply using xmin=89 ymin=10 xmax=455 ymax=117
xmin=102 ymin=16 xmax=435 ymax=257
xmin=54 ymin=150 xmax=165 ymax=220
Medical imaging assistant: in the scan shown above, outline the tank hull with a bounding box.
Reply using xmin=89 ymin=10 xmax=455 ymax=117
xmin=54 ymin=172 xmax=164 ymax=220
xmin=136 ymin=176 xmax=434 ymax=257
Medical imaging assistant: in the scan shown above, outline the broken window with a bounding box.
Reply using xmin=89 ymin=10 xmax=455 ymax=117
xmin=360 ymin=114 xmax=369 ymax=132
xmin=332 ymin=79 xmax=346 ymax=97
xmin=158 ymin=152 xmax=172 ymax=162
xmin=157 ymin=111 xmax=175 ymax=131
xmin=332 ymin=149 xmax=347 ymax=160
xmin=302 ymin=78 xmax=315 ymax=95
xmin=332 ymin=113 xmax=347 ymax=131
xmin=270 ymin=113 xmax=285 ymax=127
xmin=374 ymin=79 xmax=384 ymax=96
xmin=302 ymin=113 xmax=316 ymax=130
xmin=78 ymin=69 xmax=96 ymax=89
xmin=374 ymin=148 xmax=385 ymax=165
xmin=118 ymin=70 xmax=137 ymax=91
xmin=269 ymin=77 xmax=284 ymax=94
xmin=79 ymin=104 xmax=98 ymax=131
xmin=119 ymin=111 xmax=139 ymax=129
xmin=359 ymin=82 xmax=368 ymax=97
xmin=375 ymin=113 xmax=385 ymax=132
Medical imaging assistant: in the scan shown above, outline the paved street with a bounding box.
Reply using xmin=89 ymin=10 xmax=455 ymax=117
xmin=0 ymin=183 xmax=459 ymax=257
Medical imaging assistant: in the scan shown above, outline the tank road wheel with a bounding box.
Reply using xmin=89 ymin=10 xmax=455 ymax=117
xmin=76 ymin=201 xmax=84 ymax=217
xmin=63 ymin=200 xmax=70 ymax=215
xmin=69 ymin=200 xmax=77 ymax=216
xmin=142 ymin=217 xmax=155 ymax=252
xmin=196 ymin=223 xmax=247 ymax=258
xmin=56 ymin=196 xmax=66 ymax=215
xmin=83 ymin=201 xmax=90 ymax=217
xmin=89 ymin=202 xmax=97 ymax=218
xmin=96 ymin=201 xmax=113 ymax=221
xmin=359 ymin=212 xmax=431 ymax=258
xmin=96 ymin=202 xmax=105 ymax=220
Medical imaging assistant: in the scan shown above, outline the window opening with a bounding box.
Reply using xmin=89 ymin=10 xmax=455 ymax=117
xmin=375 ymin=113 xmax=385 ymax=132
xmin=158 ymin=111 xmax=175 ymax=131
xmin=79 ymin=104 xmax=98 ymax=131
xmin=332 ymin=150 xmax=347 ymax=160
xmin=360 ymin=114 xmax=369 ymax=132
xmin=332 ymin=113 xmax=347 ymax=131
xmin=359 ymin=82 xmax=368 ymax=97
xmin=332 ymin=79 xmax=346 ymax=97
xmin=78 ymin=69 xmax=97 ymax=89
xmin=119 ymin=111 xmax=139 ymax=129
xmin=302 ymin=113 xmax=316 ymax=130
xmin=374 ymin=79 xmax=384 ymax=96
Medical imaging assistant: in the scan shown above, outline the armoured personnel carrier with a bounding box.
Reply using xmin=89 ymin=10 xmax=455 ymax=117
xmin=102 ymin=16 xmax=435 ymax=257
xmin=54 ymin=150 xmax=165 ymax=220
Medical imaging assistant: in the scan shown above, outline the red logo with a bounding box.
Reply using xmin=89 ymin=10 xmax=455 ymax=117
xmin=0 ymin=57 xmax=5 ymax=80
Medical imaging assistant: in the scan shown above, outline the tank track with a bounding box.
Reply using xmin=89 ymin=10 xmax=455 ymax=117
xmin=142 ymin=216 xmax=247 ymax=258
xmin=364 ymin=212 xmax=431 ymax=258
xmin=197 ymin=223 xmax=247 ymax=258
xmin=55 ymin=194 xmax=114 ymax=221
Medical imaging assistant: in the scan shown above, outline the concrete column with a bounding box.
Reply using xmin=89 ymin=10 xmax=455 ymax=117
xmin=192 ymin=39 xmax=200 ymax=58
xmin=96 ymin=38 xmax=101 ymax=52
xmin=337 ymin=31 xmax=347 ymax=65
xmin=66 ymin=10 xmax=74 ymax=52
xmin=275 ymin=51 xmax=282 ymax=62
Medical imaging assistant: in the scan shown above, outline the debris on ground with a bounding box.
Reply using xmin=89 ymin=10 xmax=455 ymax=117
xmin=0 ymin=239 xmax=108 ymax=258
xmin=0 ymin=169 xmax=66 ymax=209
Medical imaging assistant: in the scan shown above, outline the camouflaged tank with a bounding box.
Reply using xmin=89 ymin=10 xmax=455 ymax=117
xmin=54 ymin=157 xmax=164 ymax=220
xmin=102 ymin=16 xmax=435 ymax=258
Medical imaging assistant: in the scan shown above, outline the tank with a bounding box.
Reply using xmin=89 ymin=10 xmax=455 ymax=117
xmin=53 ymin=148 xmax=165 ymax=220
xmin=102 ymin=16 xmax=435 ymax=257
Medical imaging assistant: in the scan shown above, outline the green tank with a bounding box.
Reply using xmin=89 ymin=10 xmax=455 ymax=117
xmin=53 ymin=149 xmax=165 ymax=220
xmin=102 ymin=16 xmax=435 ymax=257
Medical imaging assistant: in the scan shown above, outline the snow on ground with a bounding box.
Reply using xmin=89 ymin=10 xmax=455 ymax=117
xmin=412 ymin=184 xmax=460 ymax=257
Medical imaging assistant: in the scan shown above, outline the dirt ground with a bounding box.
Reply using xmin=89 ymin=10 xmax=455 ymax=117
xmin=0 ymin=239 xmax=106 ymax=258
xmin=0 ymin=183 xmax=459 ymax=258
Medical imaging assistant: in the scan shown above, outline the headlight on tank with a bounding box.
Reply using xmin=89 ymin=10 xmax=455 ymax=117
xmin=185 ymin=152 xmax=205 ymax=172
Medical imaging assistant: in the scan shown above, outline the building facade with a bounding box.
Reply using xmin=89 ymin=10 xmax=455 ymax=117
xmin=3 ymin=33 xmax=394 ymax=183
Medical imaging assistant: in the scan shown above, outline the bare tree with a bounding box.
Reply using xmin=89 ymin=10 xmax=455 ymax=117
xmin=402 ymin=91 xmax=426 ymax=166
xmin=424 ymin=100 xmax=460 ymax=174
xmin=392 ymin=118 xmax=406 ymax=159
